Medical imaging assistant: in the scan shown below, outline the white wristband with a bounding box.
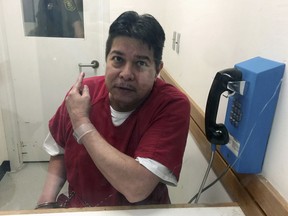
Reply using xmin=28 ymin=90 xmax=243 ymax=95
xmin=73 ymin=123 xmax=96 ymax=144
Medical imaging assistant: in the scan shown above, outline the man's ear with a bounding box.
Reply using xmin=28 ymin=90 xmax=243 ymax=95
xmin=155 ymin=61 xmax=164 ymax=78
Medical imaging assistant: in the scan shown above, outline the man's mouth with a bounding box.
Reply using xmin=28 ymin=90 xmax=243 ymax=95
xmin=115 ymin=83 xmax=136 ymax=92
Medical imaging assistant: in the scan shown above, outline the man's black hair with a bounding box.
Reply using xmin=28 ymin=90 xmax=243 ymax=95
xmin=105 ymin=11 xmax=165 ymax=68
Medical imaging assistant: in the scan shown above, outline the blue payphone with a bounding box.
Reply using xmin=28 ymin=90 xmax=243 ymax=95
xmin=205 ymin=57 xmax=285 ymax=173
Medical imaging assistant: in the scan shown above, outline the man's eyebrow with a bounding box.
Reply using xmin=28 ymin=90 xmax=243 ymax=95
xmin=109 ymin=50 xmax=153 ymax=62
xmin=109 ymin=50 xmax=124 ymax=56
xmin=135 ymin=55 xmax=152 ymax=62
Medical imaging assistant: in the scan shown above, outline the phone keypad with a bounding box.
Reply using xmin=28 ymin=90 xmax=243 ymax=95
xmin=229 ymin=99 xmax=242 ymax=127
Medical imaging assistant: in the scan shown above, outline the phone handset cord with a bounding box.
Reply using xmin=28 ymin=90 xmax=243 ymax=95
xmin=194 ymin=144 xmax=216 ymax=203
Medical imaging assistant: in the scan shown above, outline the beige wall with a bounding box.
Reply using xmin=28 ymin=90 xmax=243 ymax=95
xmin=161 ymin=0 xmax=288 ymax=201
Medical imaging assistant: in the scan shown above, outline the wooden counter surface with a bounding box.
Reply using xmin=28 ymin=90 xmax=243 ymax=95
xmin=0 ymin=203 xmax=245 ymax=216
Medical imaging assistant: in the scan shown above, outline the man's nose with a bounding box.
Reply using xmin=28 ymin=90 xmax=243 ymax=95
xmin=119 ymin=63 xmax=134 ymax=80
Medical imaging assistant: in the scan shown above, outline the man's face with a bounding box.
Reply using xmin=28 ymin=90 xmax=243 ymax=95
xmin=105 ymin=36 xmax=163 ymax=112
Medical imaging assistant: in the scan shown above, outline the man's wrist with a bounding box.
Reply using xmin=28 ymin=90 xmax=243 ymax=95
xmin=71 ymin=117 xmax=90 ymax=130
xmin=73 ymin=122 xmax=96 ymax=144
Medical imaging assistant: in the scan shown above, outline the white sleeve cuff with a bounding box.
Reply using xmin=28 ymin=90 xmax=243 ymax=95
xmin=136 ymin=157 xmax=177 ymax=186
xmin=43 ymin=132 xmax=65 ymax=156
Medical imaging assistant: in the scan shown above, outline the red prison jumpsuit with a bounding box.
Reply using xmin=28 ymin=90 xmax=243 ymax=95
xmin=49 ymin=76 xmax=190 ymax=207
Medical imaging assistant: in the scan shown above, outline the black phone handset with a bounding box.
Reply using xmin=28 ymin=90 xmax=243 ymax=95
xmin=194 ymin=68 xmax=243 ymax=203
xmin=205 ymin=68 xmax=242 ymax=145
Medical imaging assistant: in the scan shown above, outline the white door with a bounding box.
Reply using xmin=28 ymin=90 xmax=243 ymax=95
xmin=2 ymin=0 xmax=108 ymax=162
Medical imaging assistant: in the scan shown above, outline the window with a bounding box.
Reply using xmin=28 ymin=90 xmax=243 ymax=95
xmin=22 ymin=0 xmax=84 ymax=38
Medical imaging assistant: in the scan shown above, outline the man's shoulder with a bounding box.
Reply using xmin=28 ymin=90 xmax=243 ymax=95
xmin=154 ymin=78 xmax=189 ymax=103
xmin=143 ymin=78 xmax=190 ymax=114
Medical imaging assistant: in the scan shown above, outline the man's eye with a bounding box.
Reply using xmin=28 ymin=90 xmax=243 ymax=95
xmin=137 ymin=61 xmax=148 ymax=67
xmin=112 ymin=56 xmax=123 ymax=63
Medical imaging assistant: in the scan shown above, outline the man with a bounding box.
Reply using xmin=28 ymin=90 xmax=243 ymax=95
xmin=36 ymin=11 xmax=190 ymax=208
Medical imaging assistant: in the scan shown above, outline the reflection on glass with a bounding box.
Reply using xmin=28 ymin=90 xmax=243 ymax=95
xmin=22 ymin=0 xmax=84 ymax=38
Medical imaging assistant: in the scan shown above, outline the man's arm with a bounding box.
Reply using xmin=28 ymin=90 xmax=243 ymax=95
xmin=80 ymin=128 xmax=161 ymax=203
xmin=73 ymin=20 xmax=84 ymax=38
xmin=65 ymin=73 xmax=160 ymax=203
xmin=37 ymin=155 xmax=67 ymax=205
